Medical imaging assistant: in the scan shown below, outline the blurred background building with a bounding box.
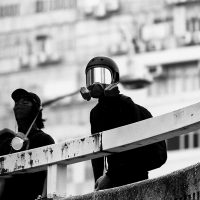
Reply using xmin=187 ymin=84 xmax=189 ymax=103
xmin=0 ymin=0 xmax=200 ymax=196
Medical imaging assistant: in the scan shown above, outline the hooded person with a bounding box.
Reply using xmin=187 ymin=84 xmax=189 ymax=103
xmin=0 ymin=88 xmax=55 ymax=200
xmin=80 ymin=56 xmax=167 ymax=190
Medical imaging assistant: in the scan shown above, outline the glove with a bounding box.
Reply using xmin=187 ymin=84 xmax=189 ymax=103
xmin=94 ymin=174 xmax=113 ymax=191
xmin=104 ymin=83 xmax=120 ymax=97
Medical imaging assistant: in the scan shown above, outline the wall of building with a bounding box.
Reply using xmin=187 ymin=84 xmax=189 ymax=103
xmin=0 ymin=0 xmax=200 ymax=197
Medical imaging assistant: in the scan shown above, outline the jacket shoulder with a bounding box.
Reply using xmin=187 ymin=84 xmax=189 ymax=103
xmin=119 ymin=94 xmax=153 ymax=119
xmin=136 ymin=104 xmax=153 ymax=118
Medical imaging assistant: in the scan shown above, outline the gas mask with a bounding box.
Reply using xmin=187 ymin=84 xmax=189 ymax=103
xmin=80 ymin=66 xmax=119 ymax=101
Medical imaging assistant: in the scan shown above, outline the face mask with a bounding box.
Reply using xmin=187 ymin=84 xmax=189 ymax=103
xmin=89 ymin=83 xmax=105 ymax=98
xmin=80 ymin=83 xmax=104 ymax=100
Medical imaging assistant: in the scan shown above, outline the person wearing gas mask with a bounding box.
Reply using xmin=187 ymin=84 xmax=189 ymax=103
xmin=0 ymin=88 xmax=55 ymax=200
xmin=80 ymin=56 xmax=167 ymax=191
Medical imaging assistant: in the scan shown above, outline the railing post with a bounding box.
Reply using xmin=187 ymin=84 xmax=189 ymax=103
xmin=47 ymin=164 xmax=68 ymax=199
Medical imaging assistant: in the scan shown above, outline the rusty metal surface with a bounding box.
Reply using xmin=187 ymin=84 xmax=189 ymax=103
xmin=0 ymin=133 xmax=102 ymax=175
xmin=0 ymin=102 xmax=200 ymax=177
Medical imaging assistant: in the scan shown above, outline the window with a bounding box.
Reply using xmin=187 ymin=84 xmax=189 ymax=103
xmin=167 ymin=136 xmax=180 ymax=150
xmin=35 ymin=0 xmax=76 ymax=13
xmin=147 ymin=61 xmax=200 ymax=97
xmin=0 ymin=34 xmax=23 ymax=59
xmin=167 ymin=131 xmax=200 ymax=150
xmin=184 ymin=134 xmax=189 ymax=149
xmin=0 ymin=4 xmax=19 ymax=18
xmin=194 ymin=133 xmax=198 ymax=148
xmin=186 ymin=17 xmax=200 ymax=32
xmin=35 ymin=0 xmax=45 ymax=13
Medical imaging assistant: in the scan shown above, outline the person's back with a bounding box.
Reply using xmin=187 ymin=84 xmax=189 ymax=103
xmin=91 ymin=94 xmax=167 ymax=187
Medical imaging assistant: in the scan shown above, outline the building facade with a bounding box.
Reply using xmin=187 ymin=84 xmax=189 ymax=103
xmin=0 ymin=0 xmax=200 ymax=196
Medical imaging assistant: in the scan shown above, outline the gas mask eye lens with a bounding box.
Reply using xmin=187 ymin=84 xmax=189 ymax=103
xmin=86 ymin=67 xmax=112 ymax=88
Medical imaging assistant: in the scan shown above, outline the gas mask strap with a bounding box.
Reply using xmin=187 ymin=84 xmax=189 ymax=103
xmin=104 ymin=83 xmax=120 ymax=97
xmin=25 ymin=106 xmax=42 ymax=138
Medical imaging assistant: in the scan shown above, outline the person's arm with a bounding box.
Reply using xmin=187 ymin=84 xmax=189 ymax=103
xmin=120 ymin=98 xmax=167 ymax=172
xmin=91 ymin=157 xmax=104 ymax=182
xmin=0 ymin=128 xmax=17 ymax=156
xmin=139 ymin=105 xmax=167 ymax=170
xmin=133 ymin=103 xmax=167 ymax=171
xmin=90 ymin=109 xmax=105 ymax=182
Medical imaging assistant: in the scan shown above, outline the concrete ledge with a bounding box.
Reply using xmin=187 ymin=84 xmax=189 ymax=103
xmin=65 ymin=162 xmax=200 ymax=200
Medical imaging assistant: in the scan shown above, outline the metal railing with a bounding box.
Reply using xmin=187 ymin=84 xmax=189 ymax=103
xmin=0 ymin=102 xmax=200 ymax=199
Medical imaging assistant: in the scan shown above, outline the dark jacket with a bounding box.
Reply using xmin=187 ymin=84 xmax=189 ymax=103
xmin=90 ymin=94 xmax=167 ymax=187
xmin=0 ymin=129 xmax=55 ymax=200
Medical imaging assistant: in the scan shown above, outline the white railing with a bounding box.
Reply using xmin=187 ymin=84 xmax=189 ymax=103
xmin=1 ymin=102 xmax=200 ymax=199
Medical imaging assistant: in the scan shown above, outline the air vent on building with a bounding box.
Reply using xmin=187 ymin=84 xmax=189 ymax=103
xmin=120 ymin=61 xmax=153 ymax=89
xmin=108 ymin=43 xmax=128 ymax=56
xmin=94 ymin=3 xmax=106 ymax=19
xmin=148 ymin=65 xmax=166 ymax=79
xmin=106 ymin=0 xmax=120 ymax=13
xmin=83 ymin=6 xmax=93 ymax=17
xmin=37 ymin=53 xmax=62 ymax=67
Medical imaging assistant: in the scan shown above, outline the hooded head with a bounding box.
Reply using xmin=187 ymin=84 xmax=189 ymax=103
xmin=80 ymin=56 xmax=120 ymax=100
xmin=11 ymin=88 xmax=45 ymax=129
xmin=85 ymin=56 xmax=119 ymax=87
